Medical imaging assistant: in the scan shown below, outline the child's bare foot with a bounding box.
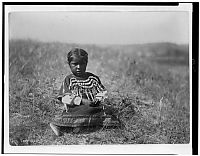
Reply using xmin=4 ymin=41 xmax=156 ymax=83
xmin=73 ymin=127 xmax=81 ymax=133
xmin=50 ymin=123 xmax=61 ymax=136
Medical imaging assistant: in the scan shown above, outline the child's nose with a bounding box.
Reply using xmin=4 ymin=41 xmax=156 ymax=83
xmin=77 ymin=64 xmax=80 ymax=68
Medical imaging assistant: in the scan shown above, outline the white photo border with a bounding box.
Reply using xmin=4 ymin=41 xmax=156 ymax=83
xmin=3 ymin=3 xmax=193 ymax=155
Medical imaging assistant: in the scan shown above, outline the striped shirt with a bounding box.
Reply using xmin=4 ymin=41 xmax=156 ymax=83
xmin=58 ymin=72 xmax=106 ymax=102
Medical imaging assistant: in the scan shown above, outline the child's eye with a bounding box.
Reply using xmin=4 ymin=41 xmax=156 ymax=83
xmin=80 ymin=62 xmax=87 ymax=65
xmin=71 ymin=61 xmax=86 ymax=66
xmin=71 ymin=63 xmax=77 ymax=66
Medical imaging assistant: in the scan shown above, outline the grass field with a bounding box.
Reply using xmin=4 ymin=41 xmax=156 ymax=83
xmin=9 ymin=39 xmax=190 ymax=145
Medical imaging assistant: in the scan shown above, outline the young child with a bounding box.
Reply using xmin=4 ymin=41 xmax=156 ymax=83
xmin=50 ymin=48 xmax=108 ymax=136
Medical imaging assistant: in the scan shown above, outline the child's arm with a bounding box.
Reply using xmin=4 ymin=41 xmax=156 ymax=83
xmin=90 ymin=75 xmax=108 ymax=106
xmin=62 ymin=93 xmax=85 ymax=105
xmin=57 ymin=76 xmax=81 ymax=112
xmin=61 ymin=94 xmax=81 ymax=112
xmin=95 ymin=90 xmax=108 ymax=102
xmin=95 ymin=76 xmax=108 ymax=102
xmin=61 ymin=93 xmax=75 ymax=105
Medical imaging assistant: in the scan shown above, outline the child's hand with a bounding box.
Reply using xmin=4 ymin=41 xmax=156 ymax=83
xmin=73 ymin=96 xmax=82 ymax=105
xmin=62 ymin=94 xmax=75 ymax=104
xmin=95 ymin=91 xmax=108 ymax=101
xmin=90 ymin=100 xmax=101 ymax=107
xmin=62 ymin=94 xmax=82 ymax=106
xmin=81 ymin=98 xmax=93 ymax=105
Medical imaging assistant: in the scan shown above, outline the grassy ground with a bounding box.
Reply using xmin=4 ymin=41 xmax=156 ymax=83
xmin=9 ymin=39 xmax=190 ymax=145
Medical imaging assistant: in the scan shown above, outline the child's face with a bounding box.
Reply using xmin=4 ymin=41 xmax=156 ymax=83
xmin=69 ymin=57 xmax=87 ymax=77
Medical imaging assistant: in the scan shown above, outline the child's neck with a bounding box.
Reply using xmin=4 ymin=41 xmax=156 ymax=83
xmin=74 ymin=72 xmax=87 ymax=78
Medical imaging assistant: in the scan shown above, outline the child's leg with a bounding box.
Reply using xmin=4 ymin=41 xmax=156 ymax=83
xmin=104 ymin=105 xmax=116 ymax=115
xmin=69 ymin=105 xmax=102 ymax=115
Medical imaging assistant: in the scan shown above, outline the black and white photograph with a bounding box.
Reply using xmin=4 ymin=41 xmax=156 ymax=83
xmin=4 ymin=3 xmax=193 ymax=155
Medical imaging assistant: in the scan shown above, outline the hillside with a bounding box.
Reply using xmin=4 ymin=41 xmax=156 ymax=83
xmin=9 ymin=39 xmax=190 ymax=145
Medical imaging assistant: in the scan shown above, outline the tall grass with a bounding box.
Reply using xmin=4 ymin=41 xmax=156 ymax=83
xmin=9 ymin=39 xmax=190 ymax=145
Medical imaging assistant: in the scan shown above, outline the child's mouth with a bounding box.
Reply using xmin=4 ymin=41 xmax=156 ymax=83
xmin=76 ymin=71 xmax=82 ymax=74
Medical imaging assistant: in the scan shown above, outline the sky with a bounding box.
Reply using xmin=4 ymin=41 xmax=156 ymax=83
xmin=9 ymin=11 xmax=189 ymax=45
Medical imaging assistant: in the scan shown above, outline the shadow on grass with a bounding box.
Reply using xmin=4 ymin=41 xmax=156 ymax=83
xmin=58 ymin=125 xmax=122 ymax=135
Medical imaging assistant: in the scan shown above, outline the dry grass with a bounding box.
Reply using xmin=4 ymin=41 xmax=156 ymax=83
xmin=9 ymin=39 xmax=190 ymax=145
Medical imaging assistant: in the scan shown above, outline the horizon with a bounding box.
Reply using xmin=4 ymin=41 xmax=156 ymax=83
xmin=9 ymin=38 xmax=189 ymax=47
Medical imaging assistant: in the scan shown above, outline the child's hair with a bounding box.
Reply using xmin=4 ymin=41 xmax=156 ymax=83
xmin=67 ymin=48 xmax=88 ymax=64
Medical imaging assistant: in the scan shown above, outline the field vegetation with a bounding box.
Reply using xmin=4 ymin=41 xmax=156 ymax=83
xmin=9 ymin=39 xmax=190 ymax=145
